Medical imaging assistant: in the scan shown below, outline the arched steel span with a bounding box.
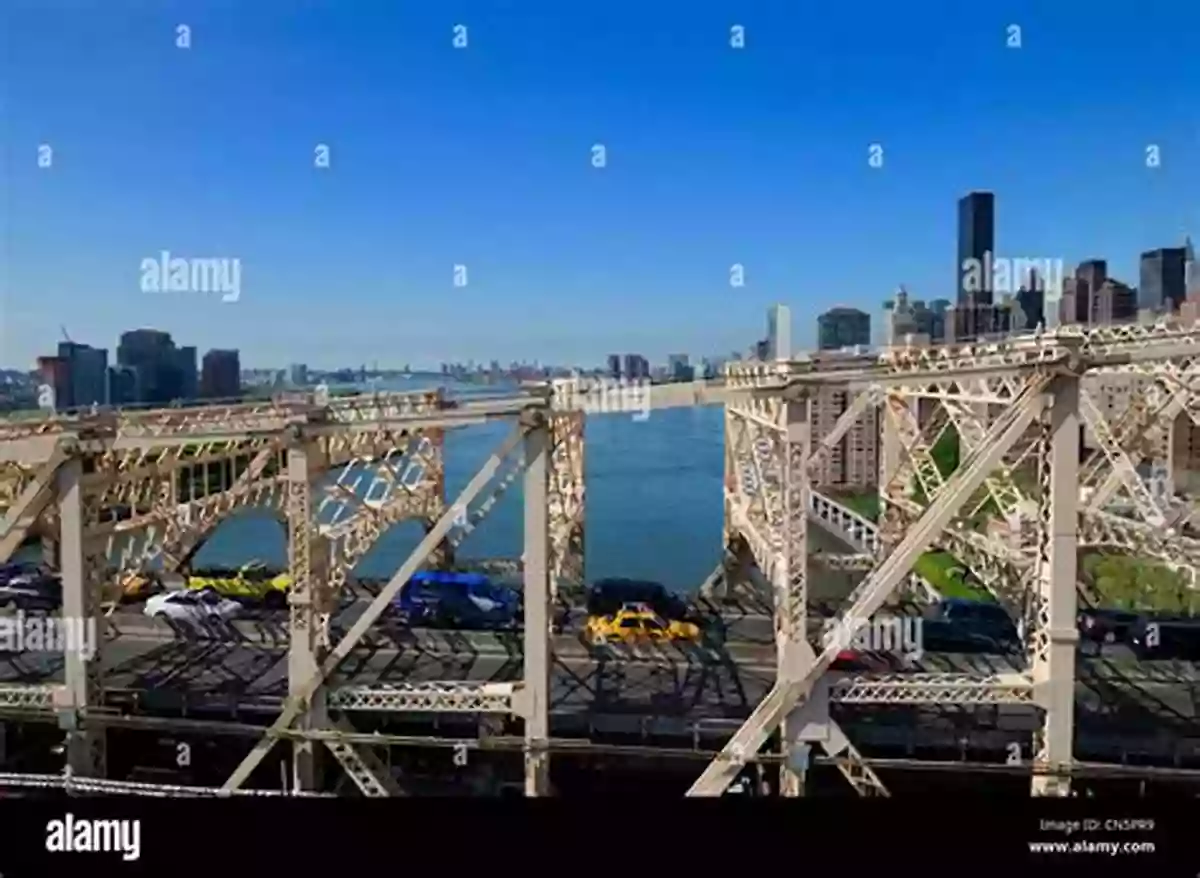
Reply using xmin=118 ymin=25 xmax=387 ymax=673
xmin=3 ymin=318 xmax=1200 ymax=797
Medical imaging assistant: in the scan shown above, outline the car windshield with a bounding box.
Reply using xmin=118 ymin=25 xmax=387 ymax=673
xmin=619 ymin=618 xmax=640 ymax=628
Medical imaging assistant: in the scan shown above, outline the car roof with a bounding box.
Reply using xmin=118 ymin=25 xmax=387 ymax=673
xmin=409 ymin=571 xmax=490 ymax=587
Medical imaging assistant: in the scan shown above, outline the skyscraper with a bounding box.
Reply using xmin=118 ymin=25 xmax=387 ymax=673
xmin=117 ymin=329 xmax=178 ymax=405
xmin=622 ymin=354 xmax=649 ymax=380
xmin=201 ymin=349 xmax=242 ymax=399
xmin=817 ymin=307 xmax=871 ymax=350
xmin=766 ymin=304 xmax=791 ymax=360
xmin=57 ymin=342 xmax=108 ymax=408
xmin=175 ymin=346 xmax=198 ymax=402
xmin=957 ymin=192 xmax=995 ymax=305
xmin=1139 ymin=248 xmax=1188 ymax=314
xmin=953 ymin=191 xmax=1003 ymax=340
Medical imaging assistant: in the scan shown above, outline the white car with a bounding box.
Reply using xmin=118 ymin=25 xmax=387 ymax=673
xmin=144 ymin=590 xmax=242 ymax=624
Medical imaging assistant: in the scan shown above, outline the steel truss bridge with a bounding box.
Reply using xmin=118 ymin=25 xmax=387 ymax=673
xmin=3 ymin=319 xmax=1200 ymax=798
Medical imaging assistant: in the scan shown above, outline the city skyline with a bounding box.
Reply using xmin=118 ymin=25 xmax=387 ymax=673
xmin=3 ymin=2 xmax=1197 ymax=368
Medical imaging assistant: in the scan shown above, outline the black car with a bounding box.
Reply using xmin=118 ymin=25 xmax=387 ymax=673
xmin=587 ymin=578 xmax=694 ymax=623
xmin=1077 ymin=607 xmax=1140 ymax=647
xmin=929 ymin=598 xmax=1020 ymax=648
xmin=920 ymin=618 xmax=1010 ymax=655
xmin=1128 ymin=616 xmax=1200 ymax=661
xmin=0 ymin=568 xmax=62 ymax=611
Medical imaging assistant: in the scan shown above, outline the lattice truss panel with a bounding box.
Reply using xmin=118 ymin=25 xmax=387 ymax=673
xmin=696 ymin=333 xmax=1099 ymax=801
xmin=722 ymin=363 xmax=889 ymax=796
xmin=688 ymin=317 xmax=1200 ymax=798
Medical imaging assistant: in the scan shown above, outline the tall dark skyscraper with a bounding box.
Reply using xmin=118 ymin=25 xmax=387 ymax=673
xmin=817 ymin=307 xmax=871 ymax=350
xmin=57 ymin=342 xmax=108 ymax=408
xmin=201 ymin=349 xmax=242 ymax=399
xmin=957 ymin=191 xmax=995 ymax=305
xmin=1139 ymin=248 xmax=1187 ymax=314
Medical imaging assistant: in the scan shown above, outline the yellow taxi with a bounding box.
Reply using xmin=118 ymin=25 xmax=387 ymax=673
xmin=100 ymin=570 xmax=163 ymax=606
xmin=186 ymin=560 xmax=291 ymax=607
xmin=584 ymin=602 xmax=701 ymax=646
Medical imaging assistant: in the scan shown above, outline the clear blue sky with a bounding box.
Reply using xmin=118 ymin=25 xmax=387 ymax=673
xmin=3 ymin=0 xmax=1197 ymax=369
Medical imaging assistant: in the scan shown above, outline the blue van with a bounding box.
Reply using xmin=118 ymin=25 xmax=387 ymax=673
xmin=396 ymin=571 xmax=520 ymax=630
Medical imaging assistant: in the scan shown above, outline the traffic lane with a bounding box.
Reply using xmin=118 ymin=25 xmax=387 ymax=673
xmin=8 ymin=607 xmax=1196 ymax=687
xmin=0 ymin=635 xmax=779 ymax=715
xmin=0 ymin=624 xmax=779 ymax=684
xmin=96 ymin=609 xmax=782 ymax=661
xmin=5 ymin=635 xmax=1200 ymax=723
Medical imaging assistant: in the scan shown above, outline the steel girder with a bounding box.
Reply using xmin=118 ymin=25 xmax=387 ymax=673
xmin=5 ymin=320 xmax=1200 ymax=797
xmin=689 ymin=368 xmax=1059 ymax=796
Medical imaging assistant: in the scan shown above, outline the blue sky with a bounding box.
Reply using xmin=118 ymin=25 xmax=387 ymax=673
xmin=2 ymin=0 xmax=1198 ymax=369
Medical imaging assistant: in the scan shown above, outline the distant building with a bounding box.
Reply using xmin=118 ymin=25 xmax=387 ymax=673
xmin=1012 ymin=280 xmax=1045 ymax=332
xmin=948 ymin=302 xmax=1008 ymax=342
xmin=805 ymin=350 xmax=878 ymax=491
xmin=957 ymin=191 xmax=996 ymax=306
xmin=1091 ymin=280 xmax=1138 ymax=326
xmin=175 ymin=346 xmax=198 ymax=401
xmin=766 ymin=304 xmax=791 ymax=360
xmin=200 ymin=349 xmax=241 ymax=399
xmin=817 ymin=307 xmax=870 ymax=350
xmin=606 ymin=354 xmax=622 ymax=379
xmin=36 ymin=356 xmax=71 ymax=410
xmin=622 ymin=354 xmax=649 ymax=380
xmin=57 ymin=342 xmax=108 ymax=408
xmin=753 ymin=339 xmax=769 ymax=361
xmin=117 ymin=328 xmax=182 ymax=405
xmin=1139 ymin=248 xmax=1188 ymax=314
xmin=666 ymin=353 xmax=690 ymax=381
xmin=290 ymin=363 xmax=309 ymax=386
xmin=106 ymin=366 xmax=137 ymax=407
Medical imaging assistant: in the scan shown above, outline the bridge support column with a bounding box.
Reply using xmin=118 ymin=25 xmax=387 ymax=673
xmin=547 ymin=413 xmax=585 ymax=605
xmin=1031 ymin=373 xmax=1080 ymax=797
xmin=779 ymin=394 xmax=811 ymax=797
xmin=286 ymin=437 xmax=332 ymax=792
xmin=425 ymin=427 xmax=454 ymax=569
xmin=56 ymin=455 xmax=106 ymax=779
xmin=878 ymin=393 xmax=909 ymax=551
xmin=523 ymin=419 xmax=552 ymax=796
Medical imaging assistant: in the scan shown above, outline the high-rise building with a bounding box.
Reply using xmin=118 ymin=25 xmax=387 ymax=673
xmin=1091 ymin=280 xmax=1138 ymax=326
xmin=957 ymin=192 xmax=995 ymax=305
xmin=666 ymin=354 xmax=690 ymax=381
xmin=290 ymin=363 xmax=309 ymax=386
xmin=36 ymin=356 xmax=71 ymax=410
xmin=622 ymin=354 xmax=649 ymax=380
xmin=1139 ymin=248 xmax=1188 ymax=314
xmin=117 ymin=328 xmax=180 ymax=405
xmin=57 ymin=342 xmax=108 ymax=408
xmin=175 ymin=346 xmax=198 ymax=402
xmin=806 ymin=350 xmax=878 ymax=490
xmin=606 ymin=354 xmax=622 ymax=379
xmin=766 ymin=304 xmax=791 ymax=360
xmin=201 ymin=349 xmax=242 ymax=399
xmin=106 ymin=366 xmax=137 ymax=407
xmin=817 ymin=307 xmax=870 ymax=350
